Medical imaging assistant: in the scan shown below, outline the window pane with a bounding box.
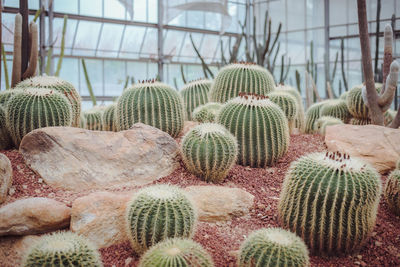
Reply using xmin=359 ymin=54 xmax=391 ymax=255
xmin=97 ymin=24 xmax=124 ymax=57
xmin=79 ymin=59 xmax=103 ymax=96
xmin=104 ymin=60 xmax=126 ymax=96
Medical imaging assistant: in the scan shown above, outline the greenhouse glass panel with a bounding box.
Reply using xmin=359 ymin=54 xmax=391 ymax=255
xmin=286 ymin=31 xmax=306 ymax=65
xmin=127 ymin=61 xmax=148 ymax=81
xmin=104 ymin=0 xmax=127 ymax=20
xmin=97 ymin=24 xmax=124 ymax=57
xmin=57 ymin=58 xmax=80 ymax=91
xmin=287 ymin=0 xmax=305 ymax=31
xmin=54 ymin=0 xmax=79 ymax=14
xmin=73 ymin=21 xmax=102 ymax=52
xmin=53 ymin=18 xmax=78 ymax=55
xmin=133 ymin=0 xmax=147 ymax=22
xmin=200 ymin=34 xmax=220 ymax=62
xmin=140 ymin=28 xmax=158 ymax=57
xmin=80 ymin=0 xmax=103 ymax=17
xmin=104 ymin=61 xmax=126 ymax=96
xmin=163 ymin=30 xmax=186 ymax=60
xmin=120 ymin=26 xmax=147 ymax=58
xmin=179 ymin=33 xmax=203 ymax=63
xmin=79 ymin=59 xmax=103 ymax=96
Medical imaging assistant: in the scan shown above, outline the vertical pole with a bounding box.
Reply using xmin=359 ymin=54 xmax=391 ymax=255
xmin=324 ymin=0 xmax=330 ymax=98
xmin=39 ymin=0 xmax=46 ymax=74
xmin=245 ymin=0 xmax=251 ymax=54
xmin=48 ymin=0 xmax=54 ymax=75
xmin=157 ymin=0 xmax=164 ymax=81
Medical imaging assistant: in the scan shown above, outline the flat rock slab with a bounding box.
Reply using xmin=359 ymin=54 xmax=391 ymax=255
xmin=0 ymin=197 xmax=70 ymax=236
xmin=20 ymin=123 xmax=180 ymax=191
xmin=325 ymin=124 xmax=400 ymax=173
xmin=0 ymin=153 xmax=12 ymax=204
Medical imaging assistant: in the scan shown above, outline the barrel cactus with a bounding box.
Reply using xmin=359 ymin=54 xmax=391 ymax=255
xmin=116 ymin=81 xmax=184 ymax=137
xmin=125 ymin=184 xmax=196 ymax=254
xmin=6 ymin=88 xmax=72 ymax=147
xmin=0 ymin=107 xmax=13 ymax=150
xmin=238 ymin=228 xmax=309 ymax=267
xmin=180 ymin=79 xmax=212 ymax=120
xmin=0 ymin=89 xmax=20 ymax=106
xmin=320 ymin=99 xmax=351 ymax=123
xmin=350 ymin=117 xmax=371 ymax=125
xmin=139 ymin=238 xmax=214 ymax=267
xmin=210 ymin=62 xmax=275 ymax=103
xmin=275 ymin=84 xmax=305 ymax=132
xmin=83 ymin=106 xmax=104 ymax=131
xmin=340 ymin=91 xmax=349 ymax=100
xmin=22 ymin=231 xmax=103 ymax=267
xmin=181 ymin=123 xmax=238 ymax=183
xmin=16 ymin=76 xmax=81 ymax=127
xmin=192 ymin=102 xmax=223 ymax=123
xmin=305 ymin=101 xmax=327 ymax=134
xmin=346 ymin=83 xmax=381 ymax=120
xmin=278 ymin=151 xmax=381 ymax=254
xmin=218 ymin=93 xmax=289 ymax=168
xmin=384 ymin=169 xmax=400 ymax=216
xmin=268 ymin=91 xmax=298 ymax=133
xmin=102 ymin=103 xmax=117 ymax=131
xmin=314 ymin=116 xmax=343 ymax=136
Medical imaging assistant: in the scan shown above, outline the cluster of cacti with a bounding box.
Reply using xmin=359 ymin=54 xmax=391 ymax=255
xmin=268 ymin=91 xmax=298 ymax=133
xmin=192 ymin=102 xmax=223 ymax=123
xmin=218 ymin=93 xmax=289 ymax=168
xmin=6 ymin=88 xmax=72 ymax=147
xmin=320 ymin=99 xmax=351 ymax=123
xmin=384 ymin=169 xmax=400 ymax=216
xmin=278 ymin=151 xmax=381 ymax=254
xmin=22 ymin=231 xmax=103 ymax=267
xmin=0 ymin=107 xmax=13 ymax=150
xmin=180 ymin=79 xmax=212 ymax=120
xmin=314 ymin=116 xmax=343 ymax=136
xmin=275 ymin=84 xmax=305 ymax=132
xmin=82 ymin=106 xmax=104 ymax=131
xmin=139 ymin=238 xmax=214 ymax=267
xmin=16 ymin=76 xmax=82 ymax=127
xmin=116 ymin=80 xmax=184 ymax=137
xmin=346 ymin=83 xmax=382 ymax=123
xmin=181 ymin=123 xmax=238 ymax=183
xmin=238 ymin=228 xmax=309 ymax=267
xmin=102 ymin=104 xmax=117 ymax=131
xmin=125 ymin=184 xmax=196 ymax=254
xmin=210 ymin=63 xmax=275 ymax=103
xmin=304 ymin=101 xmax=327 ymax=134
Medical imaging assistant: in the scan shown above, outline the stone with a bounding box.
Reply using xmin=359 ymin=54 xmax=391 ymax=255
xmin=185 ymin=185 xmax=254 ymax=222
xmin=325 ymin=124 xmax=400 ymax=173
xmin=0 ymin=197 xmax=71 ymax=236
xmin=20 ymin=123 xmax=180 ymax=191
xmin=0 ymin=235 xmax=40 ymax=267
xmin=0 ymin=153 xmax=12 ymax=204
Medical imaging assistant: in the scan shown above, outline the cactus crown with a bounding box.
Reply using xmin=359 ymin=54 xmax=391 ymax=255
xmin=0 ymin=89 xmax=21 ymax=106
xmin=192 ymin=102 xmax=223 ymax=123
xmin=319 ymin=99 xmax=351 ymax=123
xmin=305 ymin=101 xmax=328 ymax=133
xmin=180 ymin=78 xmax=211 ymax=120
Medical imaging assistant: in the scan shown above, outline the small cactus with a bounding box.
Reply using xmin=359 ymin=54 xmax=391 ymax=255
xmin=314 ymin=116 xmax=343 ymax=136
xmin=180 ymin=79 xmax=212 ymax=120
xmin=268 ymin=90 xmax=298 ymax=133
xmin=0 ymin=107 xmax=13 ymax=150
xmin=346 ymin=83 xmax=381 ymax=119
xmin=304 ymin=101 xmax=327 ymax=134
xmin=319 ymin=99 xmax=351 ymax=123
xmin=22 ymin=231 xmax=103 ymax=267
xmin=125 ymin=184 xmax=196 ymax=254
xmin=384 ymin=169 xmax=400 ymax=216
xmin=102 ymin=103 xmax=117 ymax=131
xmin=16 ymin=76 xmax=82 ymax=127
xmin=116 ymin=81 xmax=184 ymax=137
xmin=192 ymin=102 xmax=223 ymax=123
xmin=210 ymin=62 xmax=275 ymax=103
xmin=6 ymin=88 xmax=72 ymax=147
xmin=83 ymin=106 xmax=105 ymax=131
xmin=218 ymin=93 xmax=289 ymax=168
xmin=238 ymin=228 xmax=309 ymax=267
xmin=278 ymin=151 xmax=381 ymax=254
xmin=139 ymin=238 xmax=214 ymax=267
xmin=181 ymin=123 xmax=238 ymax=183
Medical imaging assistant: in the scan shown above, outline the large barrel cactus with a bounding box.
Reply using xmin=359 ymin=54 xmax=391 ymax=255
xmin=346 ymin=83 xmax=381 ymax=120
xmin=83 ymin=106 xmax=104 ymax=131
xmin=340 ymin=91 xmax=349 ymax=100
xmin=320 ymin=99 xmax=351 ymax=123
xmin=180 ymin=79 xmax=212 ymax=120
xmin=16 ymin=76 xmax=81 ymax=127
xmin=314 ymin=116 xmax=343 ymax=136
xmin=181 ymin=123 xmax=238 ymax=183
xmin=192 ymin=102 xmax=223 ymax=123
xmin=22 ymin=231 xmax=103 ymax=267
xmin=125 ymin=184 xmax=196 ymax=254
xmin=6 ymin=88 xmax=72 ymax=147
xmin=210 ymin=62 xmax=275 ymax=103
xmin=278 ymin=151 xmax=381 ymax=254
xmin=384 ymin=169 xmax=400 ymax=216
xmin=218 ymin=93 xmax=289 ymax=168
xmin=304 ymin=101 xmax=327 ymax=134
xmin=102 ymin=103 xmax=117 ymax=131
xmin=116 ymin=81 xmax=184 ymax=137
xmin=275 ymin=84 xmax=305 ymax=132
xmin=238 ymin=228 xmax=309 ymax=267
xmin=139 ymin=238 xmax=214 ymax=267
xmin=0 ymin=89 xmax=20 ymax=106
xmin=268 ymin=91 xmax=298 ymax=133
xmin=0 ymin=107 xmax=13 ymax=150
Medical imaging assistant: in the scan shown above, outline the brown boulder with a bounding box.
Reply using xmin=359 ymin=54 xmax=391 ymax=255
xmin=0 ymin=153 xmax=12 ymax=204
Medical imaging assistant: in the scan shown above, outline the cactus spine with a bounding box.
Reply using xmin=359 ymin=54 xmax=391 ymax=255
xmin=125 ymin=184 xmax=196 ymax=254
xmin=275 ymin=84 xmax=305 ymax=133
xmin=16 ymin=76 xmax=81 ymax=127
xmin=384 ymin=169 xmax=400 ymax=216
xmin=278 ymin=152 xmax=381 ymax=254
xmin=314 ymin=116 xmax=343 ymax=136
xmin=304 ymin=101 xmax=327 ymax=134
xmin=6 ymin=88 xmax=72 ymax=147
xmin=268 ymin=91 xmax=298 ymax=133
xmin=22 ymin=231 xmax=103 ymax=267
xmin=181 ymin=123 xmax=238 ymax=183
xmin=139 ymin=238 xmax=214 ymax=267
xmin=192 ymin=102 xmax=223 ymax=123
xmin=180 ymin=79 xmax=212 ymax=120
xmin=0 ymin=89 xmax=21 ymax=106
xmin=218 ymin=93 xmax=289 ymax=168
xmin=116 ymin=81 xmax=184 ymax=137
xmin=319 ymin=99 xmax=351 ymax=123
xmin=83 ymin=106 xmax=104 ymax=131
xmin=238 ymin=228 xmax=309 ymax=267
xmin=210 ymin=63 xmax=275 ymax=103
xmin=102 ymin=103 xmax=117 ymax=131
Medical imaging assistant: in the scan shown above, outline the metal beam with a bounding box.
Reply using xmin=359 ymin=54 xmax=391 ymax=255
xmin=329 ymin=30 xmax=400 ymax=40
xmin=324 ymin=0 xmax=330 ymax=98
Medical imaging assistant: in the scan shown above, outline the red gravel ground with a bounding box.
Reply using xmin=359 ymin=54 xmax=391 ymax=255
xmin=1 ymin=134 xmax=399 ymax=267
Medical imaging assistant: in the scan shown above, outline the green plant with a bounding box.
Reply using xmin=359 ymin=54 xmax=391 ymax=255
xmin=268 ymin=90 xmax=298 ymax=133
xmin=125 ymin=184 xmax=196 ymax=254
xmin=339 ymin=90 xmax=349 ymax=100
xmin=349 ymin=117 xmax=371 ymax=125
xmin=138 ymin=238 xmax=214 ymax=267
xmin=346 ymin=84 xmax=369 ymax=119
xmin=218 ymin=93 xmax=289 ymax=168
xmin=278 ymin=151 xmax=381 ymax=254
xmin=304 ymin=101 xmax=327 ymax=134
xmin=115 ymin=81 xmax=184 ymax=137
xmin=16 ymin=76 xmax=81 ymax=127
xmin=181 ymin=123 xmax=238 ymax=183
xmin=83 ymin=106 xmax=104 ymax=131
xmin=0 ymin=89 xmax=20 ymax=106
xmin=238 ymin=228 xmax=309 ymax=267
xmin=102 ymin=104 xmax=117 ymax=132
xmin=180 ymin=79 xmax=212 ymax=120
xmin=319 ymin=99 xmax=351 ymax=123
xmin=384 ymin=169 xmax=400 ymax=216
xmin=6 ymin=88 xmax=72 ymax=147
xmin=22 ymin=231 xmax=103 ymax=267
xmin=314 ymin=116 xmax=343 ymax=136
xmin=0 ymin=107 xmax=13 ymax=150
xmin=192 ymin=102 xmax=223 ymax=123
xmin=81 ymin=58 xmax=97 ymax=106
xmin=210 ymin=63 xmax=275 ymax=103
